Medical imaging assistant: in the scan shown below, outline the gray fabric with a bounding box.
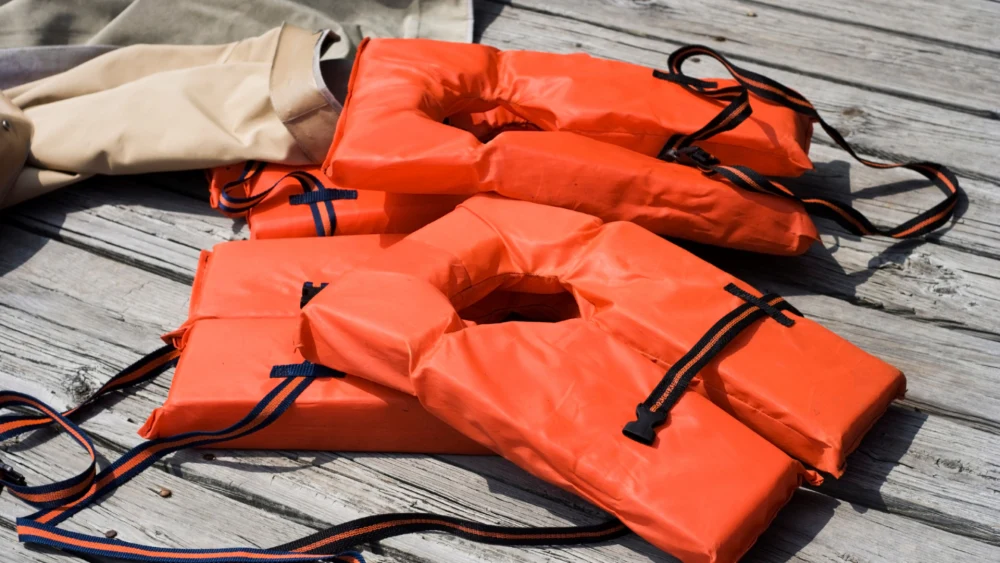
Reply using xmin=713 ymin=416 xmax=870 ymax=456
xmin=0 ymin=45 xmax=118 ymax=88
xmin=0 ymin=0 xmax=472 ymax=49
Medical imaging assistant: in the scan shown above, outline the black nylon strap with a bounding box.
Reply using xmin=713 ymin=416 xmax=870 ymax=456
xmin=276 ymin=514 xmax=628 ymax=554
xmin=289 ymin=188 xmax=359 ymax=205
xmin=623 ymin=284 xmax=799 ymax=445
xmin=653 ymin=45 xmax=962 ymax=240
xmin=657 ymin=85 xmax=753 ymax=157
xmin=269 ymin=361 xmax=345 ymax=379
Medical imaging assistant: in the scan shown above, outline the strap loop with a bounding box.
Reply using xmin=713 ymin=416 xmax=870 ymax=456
xmin=654 ymin=44 xmax=962 ymax=240
xmin=217 ymin=167 xmax=342 ymax=238
xmin=623 ymin=284 xmax=799 ymax=445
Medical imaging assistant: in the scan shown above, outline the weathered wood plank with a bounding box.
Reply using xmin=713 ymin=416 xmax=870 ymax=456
xmin=711 ymin=230 xmax=1000 ymax=341
xmin=0 ymin=513 xmax=86 ymax=562
xmin=1 ymin=225 xmax=997 ymax=552
xmin=2 ymin=174 xmax=245 ymax=284
xmin=746 ymin=0 xmax=1000 ymax=53
xmin=1 ymin=433 xmax=324 ymax=561
xmin=747 ymin=489 xmax=999 ymax=562
xmin=488 ymin=0 xmax=1000 ymax=115
xmin=819 ymin=408 xmax=1000 ymax=544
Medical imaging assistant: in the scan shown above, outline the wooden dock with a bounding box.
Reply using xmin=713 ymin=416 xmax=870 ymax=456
xmin=1 ymin=1 xmax=998 ymax=561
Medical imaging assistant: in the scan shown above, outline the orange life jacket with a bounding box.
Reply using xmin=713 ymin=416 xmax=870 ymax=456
xmin=0 ymin=234 xmax=637 ymax=562
xmin=142 ymin=235 xmax=486 ymax=454
xmin=322 ymin=40 xmax=960 ymax=255
xmin=295 ymin=195 xmax=907 ymax=559
xmin=209 ymin=162 xmax=466 ymax=239
xmin=296 ymin=195 xmax=854 ymax=561
xmin=298 ymin=195 xmax=904 ymax=477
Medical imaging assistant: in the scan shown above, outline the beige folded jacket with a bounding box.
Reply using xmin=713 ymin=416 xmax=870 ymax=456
xmin=0 ymin=25 xmax=343 ymax=208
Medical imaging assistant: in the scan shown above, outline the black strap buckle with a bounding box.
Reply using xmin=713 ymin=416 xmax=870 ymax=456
xmin=0 ymin=459 xmax=27 ymax=492
xmin=660 ymin=146 xmax=718 ymax=169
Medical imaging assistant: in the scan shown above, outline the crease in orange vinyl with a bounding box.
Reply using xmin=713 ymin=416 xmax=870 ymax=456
xmin=323 ymin=38 xmax=819 ymax=255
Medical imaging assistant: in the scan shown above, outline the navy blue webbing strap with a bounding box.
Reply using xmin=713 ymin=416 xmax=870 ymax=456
xmin=269 ymin=362 xmax=345 ymax=379
xmin=217 ymin=167 xmax=357 ymax=238
xmin=1 ymin=350 xmax=628 ymax=562
xmin=288 ymin=187 xmax=359 ymax=238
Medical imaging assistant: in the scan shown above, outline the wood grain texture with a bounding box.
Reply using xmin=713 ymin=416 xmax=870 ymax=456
xmin=747 ymin=489 xmax=999 ymax=562
xmin=746 ymin=0 xmax=1000 ymax=53
xmin=0 ymin=225 xmax=996 ymax=554
xmin=487 ymin=0 xmax=1000 ymax=116
xmin=1 ymin=432 xmax=321 ymax=560
xmin=1 ymin=174 xmax=244 ymax=284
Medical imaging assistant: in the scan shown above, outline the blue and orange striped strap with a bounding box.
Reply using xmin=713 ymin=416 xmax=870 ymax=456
xmin=624 ymin=284 xmax=801 ymax=445
xmin=1 ymin=348 xmax=627 ymax=561
xmin=216 ymin=161 xmax=358 ymax=237
xmin=655 ymin=44 xmax=961 ymax=240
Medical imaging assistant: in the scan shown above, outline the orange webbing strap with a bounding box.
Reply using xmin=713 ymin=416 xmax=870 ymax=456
xmin=1 ymin=350 xmax=627 ymax=562
xmin=0 ymin=345 xmax=180 ymax=444
xmin=655 ymin=44 xmax=961 ymax=240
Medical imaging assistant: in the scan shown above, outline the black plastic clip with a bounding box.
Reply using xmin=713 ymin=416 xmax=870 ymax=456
xmin=622 ymin=404 xmax=669 ymax=446
xmin=660 ymin=146 xmax=719 ymax=169
xmin=0 ymin=459 xmax=27 ymax=494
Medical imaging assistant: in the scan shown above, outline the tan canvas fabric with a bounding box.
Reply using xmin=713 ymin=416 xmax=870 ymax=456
xmin=0 ymin=0 xmax=473 ymax=208
xmin=1 ymin=25 xmax=340 ymax=208
xmin=0 ymin=92 xmax=32 ymax=206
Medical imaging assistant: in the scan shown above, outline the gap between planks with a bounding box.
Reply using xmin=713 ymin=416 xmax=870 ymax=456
xmin=484 ymin=0 xmax=1000 ymax=118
